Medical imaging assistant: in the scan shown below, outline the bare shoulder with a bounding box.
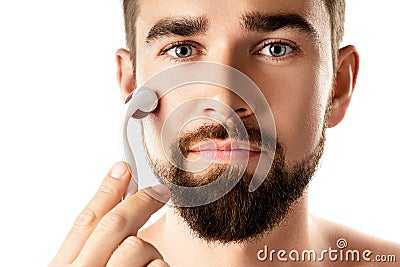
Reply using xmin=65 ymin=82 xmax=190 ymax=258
xmin=312 ymin=214 xmax=399 ymax=266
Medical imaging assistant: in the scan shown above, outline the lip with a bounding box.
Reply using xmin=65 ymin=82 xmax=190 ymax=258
xmin=188 ymin=139 xmax=262 ymax=163
xmin=189 ymin=139 xmax=261 ymax=152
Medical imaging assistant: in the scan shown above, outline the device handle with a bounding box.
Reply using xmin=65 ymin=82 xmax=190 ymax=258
xmin=123 ymin=87 xmax=158 ymax=198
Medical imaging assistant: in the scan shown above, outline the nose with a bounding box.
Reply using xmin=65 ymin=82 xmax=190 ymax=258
xmin=196 ymin=41 xmax=256 ymax=120
xmin=198 ymin=86 xmax=253 ymax=120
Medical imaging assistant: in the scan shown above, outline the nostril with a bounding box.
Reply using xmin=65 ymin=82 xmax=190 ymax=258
xmin=235 ymin=107 xmax=253 ymax=118
xmin=235 ymin=108 xmax=247 ymax=113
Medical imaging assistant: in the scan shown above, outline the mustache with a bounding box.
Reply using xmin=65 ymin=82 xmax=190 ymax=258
xmin=176 ymin=123 xmax=276 ymax=155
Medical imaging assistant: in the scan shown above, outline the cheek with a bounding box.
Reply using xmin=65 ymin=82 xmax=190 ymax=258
xmin=256 ymin=63 xmax=332 ymax=161
xmin=142 ymin=114 xmax=169 ymax=163
xmin=141 ymin=91 xmax=191 ymax=162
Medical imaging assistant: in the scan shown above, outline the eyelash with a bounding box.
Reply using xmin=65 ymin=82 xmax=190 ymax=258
xmin=256 ymin=40 xmax=299 ymax=61
xmin=160 ymin=40 xmax=203 ymax=63
xmin=159 ymin=39 xmax=299 ymax=63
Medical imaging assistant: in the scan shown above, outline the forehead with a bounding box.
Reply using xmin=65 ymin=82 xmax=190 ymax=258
xmin=136 ymin=0 xmax=330 ymax=39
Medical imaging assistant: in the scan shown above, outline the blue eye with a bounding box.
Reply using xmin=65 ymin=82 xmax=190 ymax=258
xmin=259 ymin=43 xmax=293 ymax=57
xmin=167 ymin=44 xmax=197 ymax=58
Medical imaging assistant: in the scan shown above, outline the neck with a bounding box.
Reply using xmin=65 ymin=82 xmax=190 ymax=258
xmin=139 ymin=191 xmax=324 ymax=266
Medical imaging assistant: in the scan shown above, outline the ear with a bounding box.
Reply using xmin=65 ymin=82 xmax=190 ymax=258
xmin=116 ymin=48 xmax=136 ymax=102
xmin=327 ymin=45 xmax=360 ymax=128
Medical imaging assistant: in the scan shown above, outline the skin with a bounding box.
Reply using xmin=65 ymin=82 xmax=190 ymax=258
xmin=50 ymin=0 xmax=400 ymax=266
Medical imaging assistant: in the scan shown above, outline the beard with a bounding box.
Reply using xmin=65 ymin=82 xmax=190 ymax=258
xmin=144 ymin=123 xmax=325 ymax=244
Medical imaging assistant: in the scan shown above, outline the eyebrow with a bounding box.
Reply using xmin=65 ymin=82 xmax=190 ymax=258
xmin=241 ymin=12 xmax=318 ymax=39
xmin=145 ymin=12 xmax=318 ymax=45
xmin=146 ymin=16 xmax=209 ymax=43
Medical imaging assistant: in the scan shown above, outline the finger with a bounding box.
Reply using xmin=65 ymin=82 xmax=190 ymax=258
xmin=147 ymin=259 xmax=171 ymax=267
xmin=106 ymin=236 xmax=164 ymax=267
xmin=50 ymin=162 xmax=131 ymax=266
xmin=74 ymin=184 xmax=171 ymax=267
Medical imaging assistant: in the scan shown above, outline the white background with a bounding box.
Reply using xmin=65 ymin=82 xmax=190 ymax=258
xmin=0 ymin=1 xmax=399 ymax=266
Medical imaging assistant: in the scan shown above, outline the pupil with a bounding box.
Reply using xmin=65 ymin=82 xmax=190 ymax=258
xmin=270 ymin=45 xmax=285 ymax=56
xmin=176 ymin=46 xmax=191 ymax=58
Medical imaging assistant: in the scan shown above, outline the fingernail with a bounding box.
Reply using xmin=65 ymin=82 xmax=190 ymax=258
xmin=110 ymin=162 xmax=127 ymax=179
xmin=151 ymin=184 xmax=171 ymax=198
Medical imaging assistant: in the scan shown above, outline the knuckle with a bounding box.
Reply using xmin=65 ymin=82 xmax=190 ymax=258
xmin=134 ymin=190 xmax=156 ymax=205
xmin=98 ymin=211 xmax=127 ymax=231
xmin=74 ymin=208 xmax=98 ymax=227
xmin=98 ymin=177 xmax=121 ymax=197
xmin=120 ymin=236 xmax=147 ymax=252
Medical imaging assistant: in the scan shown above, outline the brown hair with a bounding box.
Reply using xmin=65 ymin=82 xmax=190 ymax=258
xmin=122 ymin=0 xmax=346 ymax=72
xmin=323 ymin=0 xmax=346 ymax=69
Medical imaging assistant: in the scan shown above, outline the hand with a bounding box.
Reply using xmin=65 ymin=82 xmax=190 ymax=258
xmin=49 ymin=162 xmax=171 ymax=267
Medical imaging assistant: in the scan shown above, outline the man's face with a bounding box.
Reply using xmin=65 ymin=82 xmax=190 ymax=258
xmin=136 ymin=0 xmax=332 ymax=165
xmin=131 ymin=0 xmax=334 ymax=242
